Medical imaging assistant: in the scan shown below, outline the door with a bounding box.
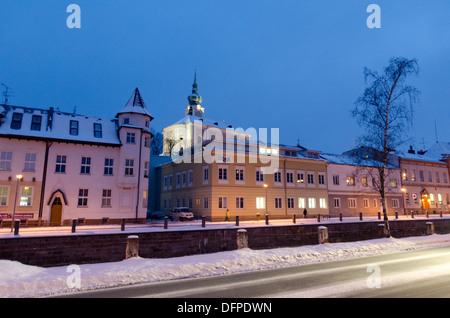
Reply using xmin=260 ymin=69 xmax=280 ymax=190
xmin=50 ymin=197 xmax=62 ymax=226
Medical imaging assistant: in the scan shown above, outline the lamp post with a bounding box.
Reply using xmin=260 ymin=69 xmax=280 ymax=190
xmin=401 ymin=187 xmax=406 ymax=215
xmin=263 ymin=184 xmax=268 ymax=216
xmin=11 ymin=174 xmax=22 ymax=233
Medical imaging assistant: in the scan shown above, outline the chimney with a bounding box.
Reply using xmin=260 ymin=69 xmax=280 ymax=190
xmin=408 ymin=145 xmax=415 ymax=154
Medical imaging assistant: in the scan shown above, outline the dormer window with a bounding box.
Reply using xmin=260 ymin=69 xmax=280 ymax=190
xmin=93 ymin=123 xmax=102 ymax=138
xmin=30 ymin=115 xmax=42 ymax=131
xmin=123 ymin=118 xmax=130 ymax=125
xmin=10 ymin=112 xmax=23 ymax=130
xmin=70 ymin=120 xmax=79 ymax=136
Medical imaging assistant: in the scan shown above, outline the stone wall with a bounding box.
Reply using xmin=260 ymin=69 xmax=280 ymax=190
xmin=1 ymin=219 xmax=450 ymax=267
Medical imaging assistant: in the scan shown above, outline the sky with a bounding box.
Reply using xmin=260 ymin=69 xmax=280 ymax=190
xmin=0 ymin=0 xmax=449 ymax=154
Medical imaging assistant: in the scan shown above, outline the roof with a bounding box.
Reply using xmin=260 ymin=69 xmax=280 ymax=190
xmin=116 ymin=88 xmax=154 ymax=119
xmin=423 ymin=141 xmax=450 ymax=160
xmin=321 ymin=153 xmax=400 ymax=169
xmin=169 ymin=115 xmax=236 ymax=130
xmin=0 ymin=104 xmax=121 ymax=146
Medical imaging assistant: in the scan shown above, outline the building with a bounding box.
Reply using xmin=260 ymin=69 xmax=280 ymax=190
xmin=399 ymin=145 xmax=450 ymax=214
xmin=322 ymin=151 xmax=404 ymax=217
xmin=153 ymin=76 xmax=329 ymax=221
xmin=0 ymin=88 xmax=153 ymax=226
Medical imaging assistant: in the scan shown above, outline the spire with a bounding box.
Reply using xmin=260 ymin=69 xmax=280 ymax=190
xmin=187 ymin=71 xmax=202 ymax=106
xmin=116 ymin=87 xmax=153 ymax=119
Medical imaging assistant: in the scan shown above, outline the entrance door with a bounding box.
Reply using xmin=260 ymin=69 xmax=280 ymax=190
xmin=50 ymin=197 xmax=62 ymax=226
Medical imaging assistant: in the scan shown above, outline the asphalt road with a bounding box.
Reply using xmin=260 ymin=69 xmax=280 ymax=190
xmin=59 ymin=246 xmax=450 ymax=298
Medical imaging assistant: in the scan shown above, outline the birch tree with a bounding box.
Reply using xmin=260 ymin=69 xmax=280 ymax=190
xmin=351 ymin=57 xmax=420 ymax=237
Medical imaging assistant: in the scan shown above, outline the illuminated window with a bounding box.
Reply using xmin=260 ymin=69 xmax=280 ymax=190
xmin=319 ymin=198 xmax=327 ymax=209
xmin=256 ymin=197 xmax=265 ymax=209
xmin=346 ymin=176 xmax=355 ymax=186
xmin=20 ymin=187 xmax=33 ymax=206
xmin=308 ymin=198 xmax=316 ymax=208
xmin=298 ymin=198 xmax=306 ymax=209
xmin=0 ymin=187 xmax=9 ymax=206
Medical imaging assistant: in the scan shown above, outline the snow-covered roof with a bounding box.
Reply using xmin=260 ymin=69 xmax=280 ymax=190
xmin=169 ymin=115 xmax=235 ymax=130
xmin=0 ymin=104 xmax=121 ymax=146
xmin=116 ymin=88 xmax=154 ymax=119
xmin=423 ymin=141 xmax=450 ymax=160
xmin=396 ymin=151 xmax=446 ymax=164
xmin=321 ymin=153 xmax=400 ymax=169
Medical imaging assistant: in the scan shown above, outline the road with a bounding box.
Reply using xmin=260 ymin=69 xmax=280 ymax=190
xmin=59 ymin=246 xmax=450 ymax=298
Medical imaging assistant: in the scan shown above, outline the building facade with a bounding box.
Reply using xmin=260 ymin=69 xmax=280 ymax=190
xmin=0 ymin=88 xmax=152 ymax=226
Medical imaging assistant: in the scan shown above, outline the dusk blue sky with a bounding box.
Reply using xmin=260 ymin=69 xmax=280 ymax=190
xmin=1 ymin=1 xmax=449 ymax=154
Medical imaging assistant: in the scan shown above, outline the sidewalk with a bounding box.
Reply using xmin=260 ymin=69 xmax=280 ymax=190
xmin=1 ymin=214 xmax=448 ymax=239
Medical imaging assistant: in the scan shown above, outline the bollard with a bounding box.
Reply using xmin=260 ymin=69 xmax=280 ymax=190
xmin=440 ymin=211 xmax=443 ymax=218
xmin=411 ymin=211 xmax=414 ymax=219
xmin=14 ymin=220 xmax=20 ymax=236
xmin=426 ymin=211 xmax=429 ymax=218
xmin=378 ymin=212 xmax=381 ymax=220
xmin=359 ymin=212 xmax=363 ymax=221
xmin=121 ymin=218 xmax=126 ymax=231
xmin=125 ymin=235 xmax=139 ymax=259
xmin=265 ymin=214 xmax=269 ymax=225
xmin=317 ymin=214 xmax=321 ymax=222
xmin=339 ymin=213 xmax=343 ymax=222
xmin=164 ymin=216 xmax=168 ymax=229
xmin=71 ymin=219 xmax=77 ymax=233
xmin=236 ymin=215 xmax=239 ymax=226
xmin=426 ymin=222 xmax=434 ymax=235
xmin=292 ymin=214 xmax=296 ymax=224
xmin=395 ymin=211 xmax=398 ymax=220
xmin=202 ymin=215 xmax=206 ymax=228
xmin=237 ymin=229 xmax=248 ymax=249
xmin=318 ymin=226 xmax=328 ymax=244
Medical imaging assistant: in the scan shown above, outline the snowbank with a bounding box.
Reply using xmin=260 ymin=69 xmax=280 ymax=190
xmin=1 ymin=234 xmax=450 ymax=298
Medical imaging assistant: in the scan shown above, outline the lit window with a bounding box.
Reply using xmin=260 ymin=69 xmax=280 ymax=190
xmin=298 ymin=197 xmax=306 ymax=209
xmin=256 ymin=197 xmax=265 ymax=209
xmin=0 ymin=187 xmax=9 ymax=206
xmin=308 ymin=198 xmax=316 ymax=209
xmin=346 ymin=176 xmax=355 ymax=186
xmin=319 ymin=198 xmax=327 ymax=209
xmin=20 ymin=187 xmax=33 ymax=206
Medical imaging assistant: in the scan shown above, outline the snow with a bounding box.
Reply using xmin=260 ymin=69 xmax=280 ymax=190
xmin=1 ymin=232 xmax=450 ymax=298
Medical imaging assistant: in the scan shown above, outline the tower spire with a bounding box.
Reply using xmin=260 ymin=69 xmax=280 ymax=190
xmin=186 ymin=71 xmax=204 ymax=117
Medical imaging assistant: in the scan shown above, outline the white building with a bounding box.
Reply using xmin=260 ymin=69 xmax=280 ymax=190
xmin=0 ymin=88 xmax=153 ymax=226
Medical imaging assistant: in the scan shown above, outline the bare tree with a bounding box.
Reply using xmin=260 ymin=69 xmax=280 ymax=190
xmin=351 ymin=57 xmax=420 ymax=237
xmin=150 ymin=128 xmax=164 ymax=156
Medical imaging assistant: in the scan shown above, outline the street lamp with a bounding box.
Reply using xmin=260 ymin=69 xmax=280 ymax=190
xmin=401 ymin=187 xmax=406 ymax=215
xmin=263 ymin=184 xmax=268 ymax=216
xmin=11 ymin=174 xmax=22 ymax=233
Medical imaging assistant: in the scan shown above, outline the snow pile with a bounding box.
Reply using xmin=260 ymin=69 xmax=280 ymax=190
xmin=1 ymin=234 xmax=450 ymax=298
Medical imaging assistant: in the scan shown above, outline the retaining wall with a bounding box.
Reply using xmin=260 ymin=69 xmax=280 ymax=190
xmin=1 ymin=219 xmax=450 ymax=267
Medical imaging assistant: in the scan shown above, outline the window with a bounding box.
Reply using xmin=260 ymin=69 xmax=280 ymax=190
xmin=274 ymin=171 xmax=282 ymax=183
xmin=176 ymin=173 xmax=181 ymax=188
xmin=144 ymin=136 xmax=150 ymax=148
xmin=256 ymin=170 xmax=264 ymax=182
xmin=143 ymin=190 xmax=148 ymax=208
xmin=438 ymin=193 xmax=443 ymax=205
xmin=10 ymin=113 xmax=23 ymax=130
xmin=24 ymin=153 xmax=36 ymax=172
xmin=332 ymin=175 xmax=340 ymax=185
xmin=287 ymin=198 xmax=294 ymax=209
xmin=319 ymin=198 xmax=327 ymax=209
xmin=392 ymin=199 xmax=399 ymax=208
xmin=436 ymin=172 xmax=440 ymax=183
xmin=19 ymin=187 xmax=32 ymax=206
xmin=102 ymin=189 xmax=112 ymax=207
xmin=348 ymin=198 xmax=357 ymax=208
xmin=363 ymin=198 xmax=369 ymax=208
xmin=362 ymin=177 xmax=368 ymax=187
xmin=0 ymin=152 xmax=12 ymax=171
xmin=55 ymin=155 xmax=67 ymax=173
xmin=218 ymin=197 xmax=228 ymax=209
xmin=308 ymin=198 xmax=316 ymax=209
xmin=286 ymin=172 xmax=294 ymax=183
xmin=188 ymin=170 xmax=193 ymax=185
xmin=0 ymin=187 xmax=8 ymax=206
xmin=419 ymin=170 xmax=424 ymax=182
xmin=78 ymin=189 xmax=88 ymax=207
xmin=307 ymin=173 xmax=314 ymax=185
xmin=318 ymin=174 xmax=325 ymax=185
xmin=430 ymin=193 xmax=435 ymax=205
xmin=235 ymin=169 xmax=244 ymax=181
xmin=298 ymin=198 xmax=306 ymax=209
xmin=275 ymin=198 xmax=282 ymax=209
xmin=256 ymin=197 xmax=265 ymax=209
xmin=203 ymin=167 xmax=209 ymax=183
xmin=427 ymin=171 xmax=432 ymax=183
xmin=93 ymin=123 xmax=102 ymax=138
xmin=126 ymin=132 xmax=136 ymax=144
xmin=346 ymin=176 xmax=355 ymax=186
xmin=334 ymin=198 xmax=340 ymax=208
xmin=203 ymin=197 xmax=209 ymax=209
xmin=402 ymin=169 xmax=408 ymax=181
xmin=125 ymin=159 xmax=134 ymax=176
xmin=104 ymin=158 xmax=114 ymax=175
xmin=218 ymin=167 xmax=228 ymax=180
xmin=123 ymin=118 xmax=130 ymax=125
xmin=30 ymin=115 xmax=42 ymax=131
xmin=390 ymin=179 xmax=397 ymax=188
xmin=236 ymin=197 xmax=244 ymax=209
xmin=443 ymin=173 xmax=448 ymax=184
xmin=411 ymin=169 xmax=416 ymax=182
xmin=373 ymin=199 xmax=378 ymax=208
xmin=80 ymin=157 xmax=91 ymax=174
xmin=70 ymin=120 xmax=79 ymax=136
xmin=182 ymin=171 xmax=187 ymax=186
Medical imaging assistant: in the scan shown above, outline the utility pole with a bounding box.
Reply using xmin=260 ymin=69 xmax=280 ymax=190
xmin=1 ymin=83 xmax=12 ymax=105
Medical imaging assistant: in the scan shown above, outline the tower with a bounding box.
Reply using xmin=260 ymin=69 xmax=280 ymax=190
xmin=185 ymin=72 xmax=204 ymax=118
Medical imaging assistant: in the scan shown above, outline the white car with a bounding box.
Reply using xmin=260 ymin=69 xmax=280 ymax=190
xmin=170 ymin=207 xmax=194 ymax=221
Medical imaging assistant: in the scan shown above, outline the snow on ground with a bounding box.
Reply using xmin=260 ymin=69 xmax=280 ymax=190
xmin=1 ymin=233 xmax=450 ymax=298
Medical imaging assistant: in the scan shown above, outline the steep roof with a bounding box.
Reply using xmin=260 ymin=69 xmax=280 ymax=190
xmin=116 ymin=88 xmax=154 ymax=119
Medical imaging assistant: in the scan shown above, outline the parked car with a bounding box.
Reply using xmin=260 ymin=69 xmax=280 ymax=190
xmin=170 ymin=207 xmax=194 ymax=221
xmin=147 ymin=211 xmax=166 ymax=220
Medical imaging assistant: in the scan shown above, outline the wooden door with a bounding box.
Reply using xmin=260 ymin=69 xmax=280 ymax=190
xmin=50 ymin=197 xmax=62 ymax=226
